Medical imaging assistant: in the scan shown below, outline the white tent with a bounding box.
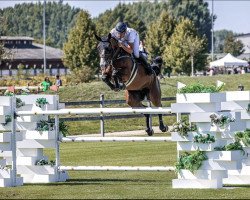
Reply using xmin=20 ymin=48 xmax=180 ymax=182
xmin=210 ymin=53 xmax=248 ymax=68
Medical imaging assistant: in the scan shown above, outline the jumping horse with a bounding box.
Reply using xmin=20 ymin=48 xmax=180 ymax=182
xmin=95 ymin=33 xmax=168 ymax=136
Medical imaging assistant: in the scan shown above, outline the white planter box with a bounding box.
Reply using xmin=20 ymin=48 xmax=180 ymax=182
xmin=0 ymin=177 xmax=23 ymax=187
xmin=0 ymin=148 xmax=44 ymax=158
xmin=21 ymin=174 xmax=57 ymax=183
xmin=226 ymin=91 xmax=250 ymax=101
xmin=17 ymin=140 xmax=56 ymax=149
xmin=0 ymin=132 xmax=22 ymax=142
xmin=196 ymin=121 xmax=245 ymax=132
xmin=171 ymin=132 xmax=197 ymax=141
xmin=16 ymin=122 xmax=39 ymax=131
xmin=177 ymin=140 xmax=226 ymax=151
xmin=178 ymin=169 xmax=227 ymax=180
xmin=171 ymin=103 xmax=221 ymax=113
xmin=17 ymin=115 xmax=48 ymax=122
xmin=241 ymin=111 xmax=250 ymax=120
xmin=0 ymin=159 xmax=6 ymax=167
xmin=176 ymin=93 xmax=226 ymax=103
xmin=0 ymin=143 xmax=11 ymax=151
xmin=22 ymin=130 xmax=56 ymax=140
xmin=223 ymin=175 xmax=250 ymax=185
xmin=206 ymin=150 xmax=246 ymax=161
xmin=17 ymin=165 xmax=56 ymax=175
xmin=16 ymin=95 xmax=57 ymax=106
xmin=17 ymin=156 xmax=47 ymax=166
xmin=0 ymin=115 xmax=8 ymax=123
xmin=171 ymin=132 xmax=220 ymax=142
xmin=0 ymin=97 xmax=11 ymax=106
xmin=200 ymin=160 xmax=242 ymax=170
xmin=172 ymin=178 xmax=222 ymax=189
xmin=17 ymin=104 xmax=55 ymax=112
xmin=221 ymin=101 xmax=249 ymax=111
xmin=0 ymin=106 xmax=11 ymax=115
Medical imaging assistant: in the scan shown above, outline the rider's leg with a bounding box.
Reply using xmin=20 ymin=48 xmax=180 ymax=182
xmin=139 ymin=52 xmax=153 ymax=75
xmin=133 ymin=33 xmax=152 ymax=75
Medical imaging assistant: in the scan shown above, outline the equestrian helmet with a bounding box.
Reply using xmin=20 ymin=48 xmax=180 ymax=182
xmin=115 ymin=22 xmax=127 ymax=33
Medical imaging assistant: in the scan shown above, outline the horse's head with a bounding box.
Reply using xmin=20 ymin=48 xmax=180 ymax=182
xmin=95 ymin=33 xmax=114 ymax=70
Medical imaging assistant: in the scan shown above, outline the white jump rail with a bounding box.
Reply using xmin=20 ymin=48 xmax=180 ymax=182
xmin=59 ymin=166 xmax=175 ymax=171
xmin=16 ymin=107 xmax=172 ymax=116
xmin=61 ymin=137 xmax=172 ymax=142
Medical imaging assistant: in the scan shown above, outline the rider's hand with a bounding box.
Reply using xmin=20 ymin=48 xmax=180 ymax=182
xmin=118 ymin=40 xmax=123 ymax=47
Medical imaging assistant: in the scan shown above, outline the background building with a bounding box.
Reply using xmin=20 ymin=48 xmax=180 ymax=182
xmin=0 ymin=36 xmax=68 ymax=77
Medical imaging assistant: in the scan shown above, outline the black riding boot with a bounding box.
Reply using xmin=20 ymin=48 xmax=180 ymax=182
xmin=137 ymin=53 xmax=153 ymax=75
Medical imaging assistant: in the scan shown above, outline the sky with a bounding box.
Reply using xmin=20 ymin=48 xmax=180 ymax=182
xmin=0 ymin=0 xmax=249 ymax=34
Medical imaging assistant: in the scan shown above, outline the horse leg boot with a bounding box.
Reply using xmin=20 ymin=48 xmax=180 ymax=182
xmin=136 ymin=53 xmax=153 ymax=75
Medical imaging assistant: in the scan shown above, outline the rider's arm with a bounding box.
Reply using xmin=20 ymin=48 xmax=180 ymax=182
xmin=118 ymin=41 xmax=133 ymax=54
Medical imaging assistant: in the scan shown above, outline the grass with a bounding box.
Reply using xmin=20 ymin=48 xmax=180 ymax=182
xmin=1 ymin=142 xmax=250 ymax=199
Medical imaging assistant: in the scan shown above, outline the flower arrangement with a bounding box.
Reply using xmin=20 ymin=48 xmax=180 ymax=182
xmin=36 ymin=159 xmax=55 ymax=166
xmin=36 ymin=98 xmax=49 ymax=108
xmin=210 ymin=113 xmax=235 ymax=128
xmin=175 ymin=150 xmax=207 ymax=173
xmin=178 ymin=83 xmax=224 ymax=94
xmin=16 ymin=98 xmax=25 ymax=108
xmin=193 ymin=133 xmax=215 ymax=144
xmin=171 ymin=119 xmax=197 ymax=137
xmin=214 ymin=141 xmax=245 ymax=155
xmin=235 ymin=129 xmax=250 ymax=147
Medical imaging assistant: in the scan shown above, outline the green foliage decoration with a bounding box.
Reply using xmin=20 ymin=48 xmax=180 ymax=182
xmin=59 ymin=121 xmax=69 ymax=137
xmin=36 ymin=159 xmax=55 ymax=166
xmin=175 ymin=150 xmax=208 ymax=173
xmin=16 ymin=98 xmax=25 ymax=108
xmin=193 ymin=133 xmax=215 ymax=144
xmin=36 ymin=120 xmax=54 ymax=131
xmin=1 ymin=115 xmax=12 ymax=126
xmin=36 ymin=98 xmax=49 ymax=108
xmin=210 ymin=113 xmax=235 ymax=128
xmin=171 ymin=119 xmax=197 ymax=137
xmin=178 ymin=83 xmax=224 ymax=94
xmin=214 ymin=142 xmax=245 ymax=155
xmin=235 ymin=129 xmax=250 ymax=147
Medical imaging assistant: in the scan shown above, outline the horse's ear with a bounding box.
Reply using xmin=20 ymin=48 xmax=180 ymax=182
xmin=95 ymin=33 xmax=102 ymax=41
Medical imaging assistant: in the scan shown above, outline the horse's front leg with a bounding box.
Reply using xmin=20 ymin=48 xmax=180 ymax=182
xmin=101 ymin=74 xmax=116 ymax=90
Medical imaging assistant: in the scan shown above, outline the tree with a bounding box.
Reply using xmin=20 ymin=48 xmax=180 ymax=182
xmin=184 ymin=35 xmax=206 ymax=76
xmin=145 ymin=11 xmax=176 ymax=60
xmin=214 ymin=30 xmax=233 ymax=53
xmin=223 ymin=33 xmax=244 ymax=56
xmin=164 ymin=18 xmax=207 ymax=75
xmin=63 ymin=11 xmax=98 ymax=82
xmin=168 ymin=0 xmax=214 ymax=51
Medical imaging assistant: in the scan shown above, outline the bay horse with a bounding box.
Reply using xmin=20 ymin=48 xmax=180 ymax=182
xmin=95 ymin=33 xmax=168 ymax=136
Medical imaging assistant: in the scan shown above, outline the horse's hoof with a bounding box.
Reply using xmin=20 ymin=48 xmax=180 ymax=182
xmin=146 ymin=128 xmax=154 ymax=136
xmin=160 ymin=125 xmax=168 ymax=132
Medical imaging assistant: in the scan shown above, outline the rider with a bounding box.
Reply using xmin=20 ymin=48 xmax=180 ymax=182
xmin=110 ymin=22 xmax=152 ymax=75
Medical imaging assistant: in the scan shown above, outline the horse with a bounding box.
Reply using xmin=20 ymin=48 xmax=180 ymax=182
xmin=95 ymin=33 xmax=168 ymax=136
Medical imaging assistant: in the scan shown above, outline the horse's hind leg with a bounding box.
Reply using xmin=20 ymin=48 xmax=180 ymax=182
xmin=148 ymin=78 xmax=168 ymax=133
xmin=125 ymin=90 xmax=154 ymax=136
